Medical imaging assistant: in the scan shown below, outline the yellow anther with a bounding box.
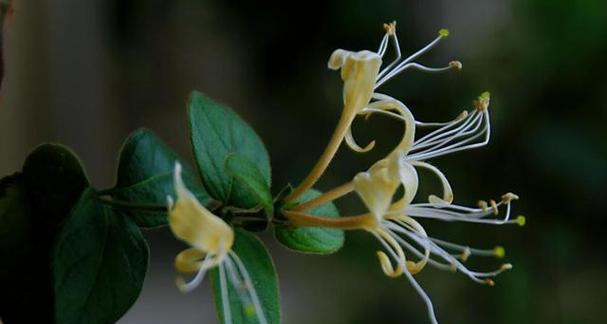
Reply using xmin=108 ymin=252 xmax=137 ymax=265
xmin=473 ymin=91 xmax=491 ymax=111
xmin=449 ymin=60 xmax=462 ymax=70
xmin=245 ymin=304 xmax=257 ymax=317
xmin=439 ymin=28 xmax=450 ymax=38
xmin=478 ymin=200 xmax=488 ymax=211
xmin=485 ymin=279 xmax=495 ymax=286
xmin=460 ymin=247 xmax=471 ymax=262
xmin=494 ymin=246 xmax=506 ymax=258
xmin=516 ymin=215 xmax=526 ymax=226
xmin=456 ymin=110 xmax=469 ymax=120
xmin=490 ymin=199 xmax=498 ymax=215
xmin=383 ymin=21 xmax=397 ymax=35
xmin=501 ymin=192 xmax=519 ymax=202
xmin=501 ymin=263 xmax=513 ymax=271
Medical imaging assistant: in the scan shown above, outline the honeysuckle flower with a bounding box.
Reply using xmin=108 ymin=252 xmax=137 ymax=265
xmin=282 ymin=21 xmax=523 ymax=324
xmin=167 ymin=163 xmax=268 ymax=324
xmin=286 ymin=22 xmax=459 ymax=202
xmin=350 ymin=144 xmax=522 ymax=324
xmin=328 ymin=22 xmax=462 ymax=154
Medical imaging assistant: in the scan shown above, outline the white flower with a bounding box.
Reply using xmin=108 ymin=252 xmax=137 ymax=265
xmin=167 ymin=163 xmax=268 ymax=324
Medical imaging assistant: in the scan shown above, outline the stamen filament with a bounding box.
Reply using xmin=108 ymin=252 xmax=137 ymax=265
xmin=375 ymin=230 xmax=439 ymax=324
xmin=229 ymin=251 xmax=269 ymax=324
xmin=219 ymin=263 xmax=233 ymax=324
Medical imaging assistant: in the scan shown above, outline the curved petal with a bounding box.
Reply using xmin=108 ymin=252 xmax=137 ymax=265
xmin=345 ymin=124 xmax=375 ymax=153
xmin=175 ymin=248 xmax=206 ymax=273
xmin=169 ymin=163 xmax=234 ymax=254
xmin=410 ymin=161 xmax=454 ymax=204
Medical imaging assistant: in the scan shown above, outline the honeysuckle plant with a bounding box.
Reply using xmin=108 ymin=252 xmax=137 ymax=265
xmin=0 ymin=21 xmax=523 ymax=324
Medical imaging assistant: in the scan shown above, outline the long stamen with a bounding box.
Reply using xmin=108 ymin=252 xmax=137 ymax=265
xmin=376 ymin=29 xmax=450 ymax=89
xmin=407 ymin=110 xmax=490 ymax=160
xmin=386 ymin=222 xmax=508 ymax=285
xmin=219 ymin=263 xmax=233 ymax=324
xmin=412 ymin=110 xmax=481 ymax=149
xmin=375 ymin=230 xmax=439 ymax=324
xmin=176 ymin=254 xmax=215 ymax=293
xmin=377 ymin=21 xmax=403 ymax=80
xmin=430 ymin=237 xmax=505 ymax=258
xmin=229 ymin=251 xmax=269 ymax=324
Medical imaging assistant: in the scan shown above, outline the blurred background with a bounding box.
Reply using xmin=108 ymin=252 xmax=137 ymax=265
xmin=1 ymin=0 xmax=607 ymax=323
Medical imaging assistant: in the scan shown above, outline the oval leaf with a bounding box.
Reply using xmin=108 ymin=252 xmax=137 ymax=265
xmin=225 ymin=153 xmax=273 ymax=217
xmin=275 ymin=189 xmax=344 ymax=254
xmin=210 ymin=229 xmax=280 ymax=324
xmin=188 ymin=91 xmax=271 ymax=209
xmin=110 ymin=128 xmax=210 ymax=227
xmin=54 ymin=189 xmax=148 ymax=324
xmin=22 ymin=143 xmax=89 ymax=230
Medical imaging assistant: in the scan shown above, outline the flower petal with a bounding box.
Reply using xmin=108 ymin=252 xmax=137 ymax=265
xmin=168 ymin=163 xmax=234 ymax=254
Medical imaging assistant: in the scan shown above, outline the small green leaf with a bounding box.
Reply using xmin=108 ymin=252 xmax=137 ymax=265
xmin=188 ymin=91 xmax=271 ymax=209
xmin=275 ymin=189 xmax=344 ymax=254
xmin=225 ymin=153 xmax=273 ymax=217
xmin=210 ymin=229 xmax=280 ymax=324
xmin=110 ymin=128 xmax=210 ymax=227
xmin=22 ymin=144 xmax=89 ymax=230
xmin=54 ymin=189 xmax=148 ymax=324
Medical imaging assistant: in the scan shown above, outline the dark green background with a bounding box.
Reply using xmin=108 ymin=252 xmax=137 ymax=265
xmin=1 ymin=0 xmax=605 ymax=323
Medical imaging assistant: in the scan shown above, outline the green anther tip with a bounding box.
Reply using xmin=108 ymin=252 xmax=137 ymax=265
xmin=494 ymin=246 xmax=506 ymax=258
xmin=516 ymin=215 xmax=526 ymax=227
xmin=439 ymin=28 xmax=450 ymax=38
xmin=245 ymin=304 xmax=257 ymax=317
xmin=480 ymin=91 xmax=491 ymax=100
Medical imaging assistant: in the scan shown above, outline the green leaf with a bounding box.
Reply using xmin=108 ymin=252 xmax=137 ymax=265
xmin=274 ymin=189 xmax=344 ymax=254
xmin=210 ymin=229 xmax=280 ymax=324
xmin=188 ymin=91 xmax=271 ymax=209
xmin=0 ymin=174 xmax=50 ymax=323
xmin=0 ymin=174 xmax=34 ymax=276
xmin=22 ymin=144 xmax=89 ymax=230
xmin=54 ymin=189 xmax=148 ymax=324
xmin=110 ymin=128 xmax=211 ymax=227
xmin=225 ymin=153 xmax=273 ymax=217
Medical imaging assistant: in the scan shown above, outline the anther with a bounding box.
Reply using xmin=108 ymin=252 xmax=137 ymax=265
xmin=384 ymin=21 xmax=397 ymax=35
xmin=478 ymin=200 xmax=488 ymax=211
xmin=449 ymin=60 xmax=462 ymax=70
xmin=490 ymin=199 xmax=498 ymax=215
xmin=516 ymin=215 xmax=526 ymax=226
xmin=439 ymin=28 xmax=450 ymax=38
xmin=501 ymin=192 xmax=519 ymax=202
xmin=485 ymin=278 xmax=495 ymax=286
xmin=493 ymin=246 xmax=505 ymax=258
xmin=501 ymin=263 xmax=513 ymax=271
xmin=460 ymin=247 xmax=471 ymax=262
xmin=473 ymin=91 xmax=491 ymax=111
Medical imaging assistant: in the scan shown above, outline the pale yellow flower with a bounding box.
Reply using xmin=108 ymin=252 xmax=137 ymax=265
xmin=167 ymin=163 xmax=267 ymax=324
